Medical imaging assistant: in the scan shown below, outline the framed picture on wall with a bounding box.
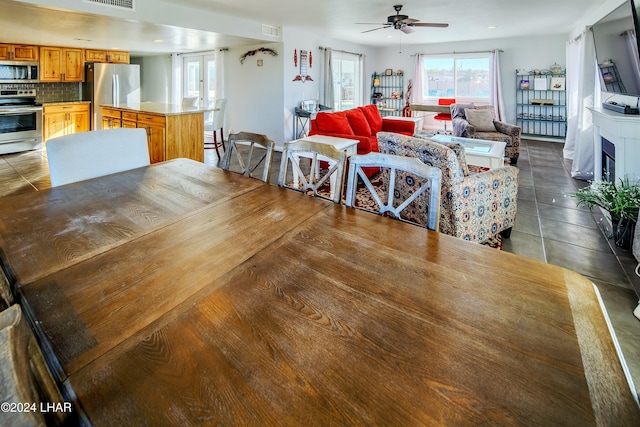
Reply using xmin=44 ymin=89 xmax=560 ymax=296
xmin=550 ymin=77 xmax=565 ymax=90
xmin=385 ymin=68 xmax=393 ymax=76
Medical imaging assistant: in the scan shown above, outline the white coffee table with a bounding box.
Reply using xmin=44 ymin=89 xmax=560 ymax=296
xmin=431 ymin=134 xmax=506 ymax=169
xmin=290 ymin=134 xmax=359 ymax=199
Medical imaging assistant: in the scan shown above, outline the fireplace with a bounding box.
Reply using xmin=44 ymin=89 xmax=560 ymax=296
xmin=601 ymin=137 xmax=615 ymax=183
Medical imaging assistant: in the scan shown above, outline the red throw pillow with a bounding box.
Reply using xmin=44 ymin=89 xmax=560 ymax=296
xmin=358 ymin=105 xmax=383 ymax=133
xmin=345 ymin=109 xmax=372 ymax=136
xmin=314 ymin=112 xmax=355 ymax=135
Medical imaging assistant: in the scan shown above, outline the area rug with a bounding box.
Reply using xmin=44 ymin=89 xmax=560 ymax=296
xmin=310 ymin=172 xmax=502 ymax=250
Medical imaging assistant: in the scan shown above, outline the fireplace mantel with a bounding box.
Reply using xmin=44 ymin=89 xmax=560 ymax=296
xmin=589 ymin=107 xmax=640 ymax=182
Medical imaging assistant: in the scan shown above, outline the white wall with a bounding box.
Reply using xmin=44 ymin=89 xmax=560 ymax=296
xmin=224 ymin=42 xmax=284 ymax=145
xmin=131 ymin=55 xmax=172 ymax=103
xmin=371 ymin=35 xmax=568 ymax=128
xmin=280 ymin=28 xmax=379 ymax=147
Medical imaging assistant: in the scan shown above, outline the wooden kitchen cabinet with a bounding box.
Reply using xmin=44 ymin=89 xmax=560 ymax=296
xmin=85 ymin=49 xmax=130 ymax=64
xmin=43 ymin=103 xmax=90 ymax=142
xmin=121 ymin=111 xmax=138 ymax=128
xmin=0 ymin=43 xmax=39 ymax=61
xmin=102 ymin=107 xmax=122 ymax=129
xmin=100 ymin=106 xmax=204 ymax=164
xmin=137 ymin=113 xmax=166 ymax=164
xmin=40 ymin=46 xmax=84 ymax=82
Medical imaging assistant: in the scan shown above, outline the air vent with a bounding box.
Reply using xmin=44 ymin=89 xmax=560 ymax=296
xmin=262 ymin=24 xmax=281 ymax=38
xmin=83 ymin=0 xmax=135 ymax=11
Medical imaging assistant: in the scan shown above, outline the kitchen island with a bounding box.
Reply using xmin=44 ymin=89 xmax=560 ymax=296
xmin=101 ymin=102 xmax=213 ymax=163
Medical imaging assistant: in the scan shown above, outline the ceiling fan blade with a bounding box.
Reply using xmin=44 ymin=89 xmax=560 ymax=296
xmin=361 ymin=26 xmax=389 ymax=33
xmin=400 ymin=25 xmax=415 ymax=34
xmin=356 ymin=22 xmax=387 ymax=25
xmin=410 ymin=22 xmax=449 ymax=28
xmin=400 ymin=18 xmax=418 ymax=24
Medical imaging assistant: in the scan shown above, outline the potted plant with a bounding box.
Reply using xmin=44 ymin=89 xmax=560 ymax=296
xmin=571 ymin=177 xmax=640 ymax=250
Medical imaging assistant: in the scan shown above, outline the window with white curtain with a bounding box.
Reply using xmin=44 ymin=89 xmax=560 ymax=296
xmin=331 ymin=51 xmax=362 ymax=111
xmin=419 ymin=54 xmax=491 ymax=102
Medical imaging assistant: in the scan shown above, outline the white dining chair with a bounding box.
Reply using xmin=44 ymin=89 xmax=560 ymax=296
xmin=345 ymin=152 xmax=442 ymax=231
xmin=46 ymin=128 xmax=150 ymax=187
xmin=204 ymin=98 xmax=227 ymax=158
xmin=221 ymin=131 xmax=275 ymax=183
xmin=278 ymin=139 xmax=347 ymax=203
xmin=181 ymin=96 xmax=198 ymax=107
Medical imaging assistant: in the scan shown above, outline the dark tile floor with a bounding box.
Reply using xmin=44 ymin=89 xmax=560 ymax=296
xmin=2 ymin=139 xmax=640 ymax=397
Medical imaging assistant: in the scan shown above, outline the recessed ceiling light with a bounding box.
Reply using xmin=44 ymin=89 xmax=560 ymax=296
xmin=154 ymin=39 xmax=164 ymax=43
xmin=386 ymin=35 xmax=393 ymax=39
xmin=488 ymin=26 xmax=497 ymax=29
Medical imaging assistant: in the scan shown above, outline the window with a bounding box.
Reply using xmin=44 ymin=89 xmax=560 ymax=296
xmin=421 ymin=54 xmax=490 ymax=102
xmin=332 ymin=51 xmax=362 ymax=111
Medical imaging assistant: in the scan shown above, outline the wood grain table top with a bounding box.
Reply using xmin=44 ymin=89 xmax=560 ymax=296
xmin=1 ymin=159 xmax=638 ymax=425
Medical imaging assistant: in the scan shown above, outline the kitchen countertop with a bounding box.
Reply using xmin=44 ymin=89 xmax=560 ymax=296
xmin=43 ymin=101 xmax=91 ymax=106
xmin=100 ymin=102 xmax=216 ymax=116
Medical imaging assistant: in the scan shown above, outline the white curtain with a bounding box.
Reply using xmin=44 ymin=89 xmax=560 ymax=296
xmin=623 ymin=30 xmax=640 ymax=92
xmin=320 ymin=47 xmax=334 ymax=108
xmin=170 ymin=53 xmax=181 ymax=105
xmin=564 ymin=28 xmax=596 ymax=180
xmin=215 ymin=49 xmax=226 ymax=100
xmin=412 ymin=54 xmax=424 ymax=105
xmin=490 ymin=49 xmax=506 ymax=121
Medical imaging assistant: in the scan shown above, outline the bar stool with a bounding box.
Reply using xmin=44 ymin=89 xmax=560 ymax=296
xmin=204 ymin=98 xmax=227 ymax=158
xmin=434 ymin=98 xmax=455 ymax=132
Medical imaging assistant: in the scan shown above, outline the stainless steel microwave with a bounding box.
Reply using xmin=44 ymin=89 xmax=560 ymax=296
xmin=0 ymin=61 xmax=39 ymax=83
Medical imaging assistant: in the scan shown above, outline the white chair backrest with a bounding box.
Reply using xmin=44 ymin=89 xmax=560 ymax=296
xmin=182 ymin=96 xmax=198 ymax=107
xmin=212 ymin=98 xmax=227 ymax=129
xmin=345 ymin=152 xmax=442 ymax=231
xmin=278 ymin=139 xmax=347 ymax=204
xmin=46 ymin=128 xmax=150 ymax=187
xmin=221 ymin=131 xmax=275 ymax=183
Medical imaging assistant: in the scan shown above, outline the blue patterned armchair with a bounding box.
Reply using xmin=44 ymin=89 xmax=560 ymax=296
xmin=377 ymin=132 xmax=519 ymax=243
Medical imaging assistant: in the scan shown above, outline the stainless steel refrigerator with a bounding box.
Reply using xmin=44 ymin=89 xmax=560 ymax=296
xmin=83 ymin=63 xmax=141 ymax=130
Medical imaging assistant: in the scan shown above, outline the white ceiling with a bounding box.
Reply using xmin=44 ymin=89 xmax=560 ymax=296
xmin=0 ymin=0 xmax=605 ymax=55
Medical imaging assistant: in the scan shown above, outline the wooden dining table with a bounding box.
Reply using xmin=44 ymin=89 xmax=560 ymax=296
xmin=0 ymin=158 xmax=638 ymax=425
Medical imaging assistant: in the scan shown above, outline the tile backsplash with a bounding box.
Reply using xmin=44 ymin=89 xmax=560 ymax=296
xmin=0 ymin=82 xmax=82 ymax=103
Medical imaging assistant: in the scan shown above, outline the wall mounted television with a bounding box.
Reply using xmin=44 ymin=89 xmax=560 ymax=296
xmin=592 ymin=0 xmax=640 ymax=99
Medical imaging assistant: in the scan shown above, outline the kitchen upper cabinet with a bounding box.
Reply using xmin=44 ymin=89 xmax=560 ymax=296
xmin=40 ymin=47 xmax=84 ymax=82
xmin=0 ymin=43 xmax=39 ymax=61
xmin=43 ymin=103 xmax=90 ymax=142
xmin=85 ymin=49 xmax=130 ymax=64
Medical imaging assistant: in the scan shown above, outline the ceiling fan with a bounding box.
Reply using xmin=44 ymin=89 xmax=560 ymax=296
xmin=358 ymin=4 xmax=449 ymax=34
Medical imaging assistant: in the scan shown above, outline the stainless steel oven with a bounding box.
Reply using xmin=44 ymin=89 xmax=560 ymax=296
xmin=0 ymin=89 xmax=42 ymax=155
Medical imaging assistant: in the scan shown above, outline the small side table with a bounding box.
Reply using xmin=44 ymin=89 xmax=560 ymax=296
xmin=294 ymin=107 xmax=313 ymax=139
xmin=431 ymin=134 xmax=506 ymax=169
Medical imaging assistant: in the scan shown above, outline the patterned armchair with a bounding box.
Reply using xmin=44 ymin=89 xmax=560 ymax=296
xmin=451 ymin=104 xmax=521 ymax=165
xmin=377 ymin=132 xmax=519 ymax=243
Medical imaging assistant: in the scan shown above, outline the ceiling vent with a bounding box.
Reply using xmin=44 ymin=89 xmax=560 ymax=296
xmin=262 ymin=24 xmax=281 ymax=38
xmin=83 ymin=0 xmax=135 ymax=11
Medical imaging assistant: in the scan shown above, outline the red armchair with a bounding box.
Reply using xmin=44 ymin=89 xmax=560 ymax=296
xmin=309 ymin=104 xmax=415 ymax=177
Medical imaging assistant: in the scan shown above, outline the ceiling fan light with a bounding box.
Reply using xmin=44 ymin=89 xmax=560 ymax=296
xmin=400 ymin=25 xmax=414 ymax=34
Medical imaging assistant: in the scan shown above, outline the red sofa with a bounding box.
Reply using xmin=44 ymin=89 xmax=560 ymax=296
xmin=309 ymin=104 xmax=415 ymax=177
